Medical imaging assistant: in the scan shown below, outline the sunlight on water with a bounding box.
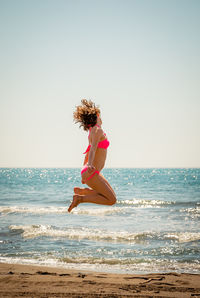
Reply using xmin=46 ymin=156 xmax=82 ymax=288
xmin=0 ymin=168 xmax=200 ymax=274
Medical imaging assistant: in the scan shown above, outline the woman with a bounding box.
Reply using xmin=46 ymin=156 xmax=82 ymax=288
xmin=68 ymin=99 xmax=116 ymax=212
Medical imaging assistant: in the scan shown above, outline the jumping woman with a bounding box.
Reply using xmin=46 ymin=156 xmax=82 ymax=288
xmin=68 ymin=99 xmax=116 ymax=212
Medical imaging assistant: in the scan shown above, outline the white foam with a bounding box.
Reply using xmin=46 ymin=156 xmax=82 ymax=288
xmin=118 ymin=199 xmax=171 ymax=206
xmin=0 ymin=205 xmax=129 ymax=216
xmin=9 ymin=224 xmax=200 ymax=244
xmin=0 ymin=200 xmax=168 ymax=217
xmin=164 ymin=232 xmax=200 ymax=243
xmin=9 ymin=224 xmax=149 ymax=242
xmin=0 ymin=256 xmax=200 ymax=274
xmin=181 ymin=207 xmax=200 ymax=217
xmin=0 ymin=206 xmax=67 ymax=215
xmin=72 ymin=206 xmax=129 ymax=216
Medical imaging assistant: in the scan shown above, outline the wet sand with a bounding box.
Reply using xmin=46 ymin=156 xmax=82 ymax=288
xmin=0 ymin=262 xmax=199 ymax=297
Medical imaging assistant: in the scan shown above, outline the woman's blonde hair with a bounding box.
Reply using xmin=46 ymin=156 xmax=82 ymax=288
xmin=73 ymin=99 xmax=100 ymax=131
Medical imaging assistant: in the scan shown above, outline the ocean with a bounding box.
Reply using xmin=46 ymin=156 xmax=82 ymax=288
xmin=0 ymin=168 xmax=199 ymax=274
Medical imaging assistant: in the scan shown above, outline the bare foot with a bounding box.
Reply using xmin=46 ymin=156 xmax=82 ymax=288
xmin=68 ymin=195 xmax=82 ymax=213
xmin=74 ymin=187 xmax=97 ymax=196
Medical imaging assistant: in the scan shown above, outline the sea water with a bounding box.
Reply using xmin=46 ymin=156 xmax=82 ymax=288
xmin=0 ymin=168 xmax=199 ymax=274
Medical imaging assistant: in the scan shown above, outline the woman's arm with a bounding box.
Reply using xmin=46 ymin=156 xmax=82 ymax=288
xmin=83 ymin=152 xmax=89 ymax=165
xmin=87 ymin=127 xmax=102 ymax=171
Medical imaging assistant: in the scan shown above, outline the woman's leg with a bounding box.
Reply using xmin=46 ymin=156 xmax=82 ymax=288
xmin=98 ymin=173 xmax=116 ymax=198
xmin=68 ymin=174 xmax=116 ymax=212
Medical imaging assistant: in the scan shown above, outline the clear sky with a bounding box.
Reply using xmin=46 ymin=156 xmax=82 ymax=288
xmin=0 ymin=0 xmax=200 ymax=168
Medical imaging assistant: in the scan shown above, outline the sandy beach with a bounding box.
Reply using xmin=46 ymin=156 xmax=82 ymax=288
xmin=0 ymin=263 xmax=199 ymax=297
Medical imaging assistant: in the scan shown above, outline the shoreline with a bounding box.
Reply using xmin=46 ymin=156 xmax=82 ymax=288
xmin=0 ymin=262 xmax=199 ymax=297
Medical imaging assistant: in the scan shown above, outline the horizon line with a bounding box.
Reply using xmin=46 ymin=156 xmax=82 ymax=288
xmin=0 ymin=166 xmax=200 ymax=169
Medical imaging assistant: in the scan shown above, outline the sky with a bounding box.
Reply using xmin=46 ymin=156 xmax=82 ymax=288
xmin=0 ymin=0 xmax=200 ymax=168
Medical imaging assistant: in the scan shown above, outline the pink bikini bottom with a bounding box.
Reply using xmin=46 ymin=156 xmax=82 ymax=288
xmin=81 ymin=165 xmax=100 ymax=182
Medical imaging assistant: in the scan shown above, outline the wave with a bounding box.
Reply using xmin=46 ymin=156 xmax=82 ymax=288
xmin=118 ymin=199 xmax=200 ymax=207
xmin=163 ymin=232 xmax=200 ymax=243
xmin=0 ymin=206 xmax=68 ymax=215
xmin=1 ymin=199 xmax=199 ymax=216
xmin=180 ymin=207 xmax=200 ymax=217
xmin=0 ymin=205 xmax=129 ymax=216
xmin=72 ymin=206 xmax=129 ymax=215
xmin=9 ymin=225 xmax=146 ymax=241
xmin=9 ymin=225 xmax=200 ymax=243
xmin=118 ymin=199 xmax=171 ymax=206
xmin=0 ymin=203 xmax=162 ymax=217
xmin=1 ymin=256 xmax=200 ymax=274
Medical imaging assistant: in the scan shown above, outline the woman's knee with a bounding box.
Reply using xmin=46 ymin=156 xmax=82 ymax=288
xmin=86 ymin=175 xmax=116 ymax=205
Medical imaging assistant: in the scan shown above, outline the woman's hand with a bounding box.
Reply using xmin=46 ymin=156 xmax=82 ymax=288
xmin=87 ymin=164 xmax=95 ymax=173
xmin=81 ymin=165 xmax=96 ymax=184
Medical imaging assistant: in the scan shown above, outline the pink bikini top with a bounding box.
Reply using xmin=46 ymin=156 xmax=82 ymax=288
xmin=83 ymin=125 xmax=110 ymax=154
